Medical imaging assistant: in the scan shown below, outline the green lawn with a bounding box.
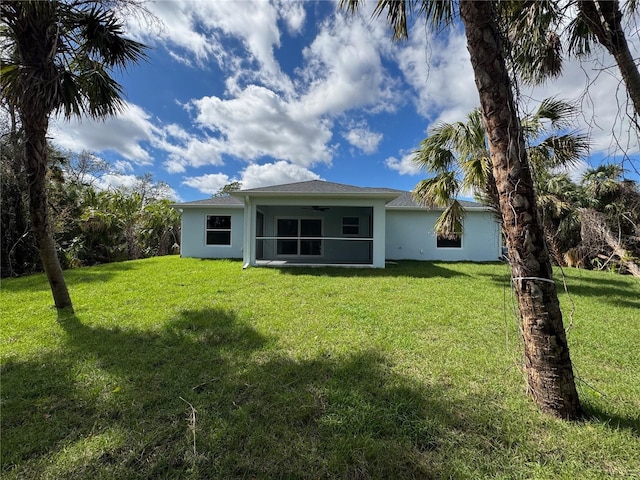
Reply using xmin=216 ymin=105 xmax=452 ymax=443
xmin=1 ymin=257 xmax=639 ymax=479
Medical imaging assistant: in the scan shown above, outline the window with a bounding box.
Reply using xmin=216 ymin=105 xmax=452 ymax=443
xmin=206 ymin=215 xmax=231 ymax=245
xmin=276 ymin=218 xmax=322 ymax=256
xmin=342 ymin=217 xmax=360 ymax=235
xmin=436 ymin=234 xmax=462 ymax=248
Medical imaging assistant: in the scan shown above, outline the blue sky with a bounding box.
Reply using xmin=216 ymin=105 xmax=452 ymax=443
xmin=48 ymin=0 xmax=639 ymax=202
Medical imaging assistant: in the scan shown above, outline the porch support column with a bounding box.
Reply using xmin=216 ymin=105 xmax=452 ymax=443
xmin=372 ymin=200 xmax=387 ymax=268
xmin=242 ymin=196 xmax=254 ymax=268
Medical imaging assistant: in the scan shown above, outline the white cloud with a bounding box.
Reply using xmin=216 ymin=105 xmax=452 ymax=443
xmin=392 ymin=20 xmax=639 ymax=161
xmin=393 ymin=25 xmax=478 ymax=123
xmin=98 ymin=173 xmax=141 ymax=191
xmin=181 ymin=173 xmax=231 ymax=195
xmin=160 ymin=135 xmax=226 ymax=173
xmin=179 ymin=9 xmax=405 ymax=170
xmin=50 ymin=103 xmax=229 ymax=174
xmin=299 ymin=12 xmax=401 ymax=117
xmin=238 ymin=161 xmax=321 ymax=189
xmin=113 ymin=160 xmax=134 ymax=173
xmin=385 ymin=152 xmax=422 ymax=176
xmin=109 ymin=3 xmax=424 ymax=180
xmin=192 ymin=85 xmax=334 ymax=166
xmin=181 ymin=161 xmax=321 ymax=195
xmin=276 ymin=0 xmax=306 ymax=35
xmin=50 ymin=103 xmax=155 ymax=164
xmin=93 ymin=173 xmax=180 ymax=201
xmin=343 ymin=125 xmax=383 ymax=154
xmin=127 ymin=0 xmax=296 ymax=95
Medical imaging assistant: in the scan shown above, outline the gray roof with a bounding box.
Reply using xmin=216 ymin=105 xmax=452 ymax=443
xmin=234 ymin=180 xmax=403 ymax=196
xmin=173 ymin=196 xmax=243 ymax=207
xmin=386 ymin=191 xmax=487 ymax=209
xmin=174 ymin=181 xmax=488 ymax=210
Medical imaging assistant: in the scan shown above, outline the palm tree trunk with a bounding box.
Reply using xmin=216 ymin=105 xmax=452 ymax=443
xmin=459 ymin=1 xmax=581 ymax=419
xmin=579 ymin=0 xmax=640 ymax=120
xmin=22 ymin=112 xmax=74 ymax=311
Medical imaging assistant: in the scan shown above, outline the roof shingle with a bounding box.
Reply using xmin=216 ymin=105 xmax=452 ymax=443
xmin=235 ymin=180 xmax=402 ymax=195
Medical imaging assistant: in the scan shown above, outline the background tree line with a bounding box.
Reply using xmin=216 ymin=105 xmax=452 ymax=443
xmin=1 ymin=116 xmax=180 ymax=278
xmin=411 ymin=98 xmax=640 ymax=277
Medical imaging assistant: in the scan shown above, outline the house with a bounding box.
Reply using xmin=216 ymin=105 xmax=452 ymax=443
xmin=174 ymin=180 xmax=501 ymax=268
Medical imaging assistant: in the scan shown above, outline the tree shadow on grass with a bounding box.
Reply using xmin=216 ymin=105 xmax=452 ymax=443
xmin=478 ymin=270 xmax=640 ymax=308
xmin=275 ymin=261 xmax=471 ymax=279
xmin=0 ymin=261 xmax=138 ymax=295
xmin=582 ymin=403 xmax=640 ymax=437
xmin=3 ymin=308 xmax=631 ymax=479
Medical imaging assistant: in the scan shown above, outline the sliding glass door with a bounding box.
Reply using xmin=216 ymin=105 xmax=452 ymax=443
xmin=276 ymin=218 xmax=322 ymax=256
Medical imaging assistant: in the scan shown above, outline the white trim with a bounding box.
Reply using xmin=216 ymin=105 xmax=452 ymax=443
xmin=243 ymin=196 xmax=253 ymax=266
xmin=204 ymin=214 xmax=232 ymax=246
xmin=342 ymin=216 xmax=360 ymax=236
xmin=385 ymin=205 xmax=492 ymax=212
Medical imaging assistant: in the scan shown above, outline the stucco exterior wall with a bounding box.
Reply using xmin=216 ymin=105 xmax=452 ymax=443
xmin=179 ymin=208 xmax=244 ymax=259
xmin=385 ymin=209 xmax=501 ymax=261
xmin=178 ymin=204 xmax=501 ymax=264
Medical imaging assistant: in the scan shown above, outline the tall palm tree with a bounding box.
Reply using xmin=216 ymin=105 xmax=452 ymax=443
xmin=342 ymin=0 xmax=582 ymax=419
xmin=412 ymin=97 xmax=590 ymax=263
xmin=573 ymin=1 xmax=640 ymax=120
xmin=506 ymin=0 xmax=640 ymax=127
xmin=0 ymin=1 xmax=146 ymax=311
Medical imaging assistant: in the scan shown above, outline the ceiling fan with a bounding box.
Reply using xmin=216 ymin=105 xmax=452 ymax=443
xmin=303 ymin=206 xmax=330 ymax=211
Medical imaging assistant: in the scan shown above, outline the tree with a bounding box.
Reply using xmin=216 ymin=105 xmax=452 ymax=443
xmin=571 ymin=1 xmax=640 ymax=122
xmin=506 ymin=1 xmax=640 ymax=133
xmin=342 ymin=0 xmax=582 ymax=419
xmin=578 ymin=165 xmax=640 ymax=276
xmin=412 ymin=98 xmax=589 ymax=257
xmin=0 ymin=1 xmax=146 ymax=310
xmin=0 ymin=104 xmax=38 ymax=277
xmin=214 ymin=181 xmax=243 ymax=197
xmin=78 ymin=175 xmax=180 ymax=265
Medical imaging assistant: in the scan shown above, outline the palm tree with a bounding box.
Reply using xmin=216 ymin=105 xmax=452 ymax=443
xmin=573 ymin=1 xmax=640 ymax=120
xmin=0 ymin=1 xmax=146 ymax=311
xmin=342 ymin=0 xmax=582 ymax=419
xmin=535 ymin=170 xmax=584 ymax=264
xmin=506 ymin=0 xmax=640 ymax=127
xmin=412 ymin=97 xmax=590 ymax=265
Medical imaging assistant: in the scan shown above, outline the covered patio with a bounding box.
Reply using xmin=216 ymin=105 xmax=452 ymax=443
xmin=232 ymin=182 xmax=402 ymax=268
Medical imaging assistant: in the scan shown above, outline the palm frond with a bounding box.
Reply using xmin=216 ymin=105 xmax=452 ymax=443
xmin=433 ymin=199 xmax=465 ymax=238
xmin=460 ymin=152 xmax=490 ymax=192
xmin=413 ymin=172 xmax=459 ymax=207
xmin=502 ymin=0 xmax=564 ymax=84
xmin=1 ymin=0 xmax=147 ymax=121
xmin=379 ymin=0 xmax=411 ymax=40
xmin=535 ymin=132 xmax=590 ymax=169
xmin=521 ymin=97 xmax=578 ymax=137
xmin=566 ymin=11 xmax=597 ymax=57
xmin=417 ymin=0 xmax=456 ymax=30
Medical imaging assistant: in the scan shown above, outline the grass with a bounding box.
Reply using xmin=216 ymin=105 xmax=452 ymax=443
xmin=1 ymin=257 xmax=639 ymax=479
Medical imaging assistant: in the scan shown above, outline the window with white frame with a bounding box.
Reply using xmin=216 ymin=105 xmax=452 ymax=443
xmin=342 ymin=216 xmax=360 ymax=236
xmin=206 ymin=215 xmax=231 ymax=245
